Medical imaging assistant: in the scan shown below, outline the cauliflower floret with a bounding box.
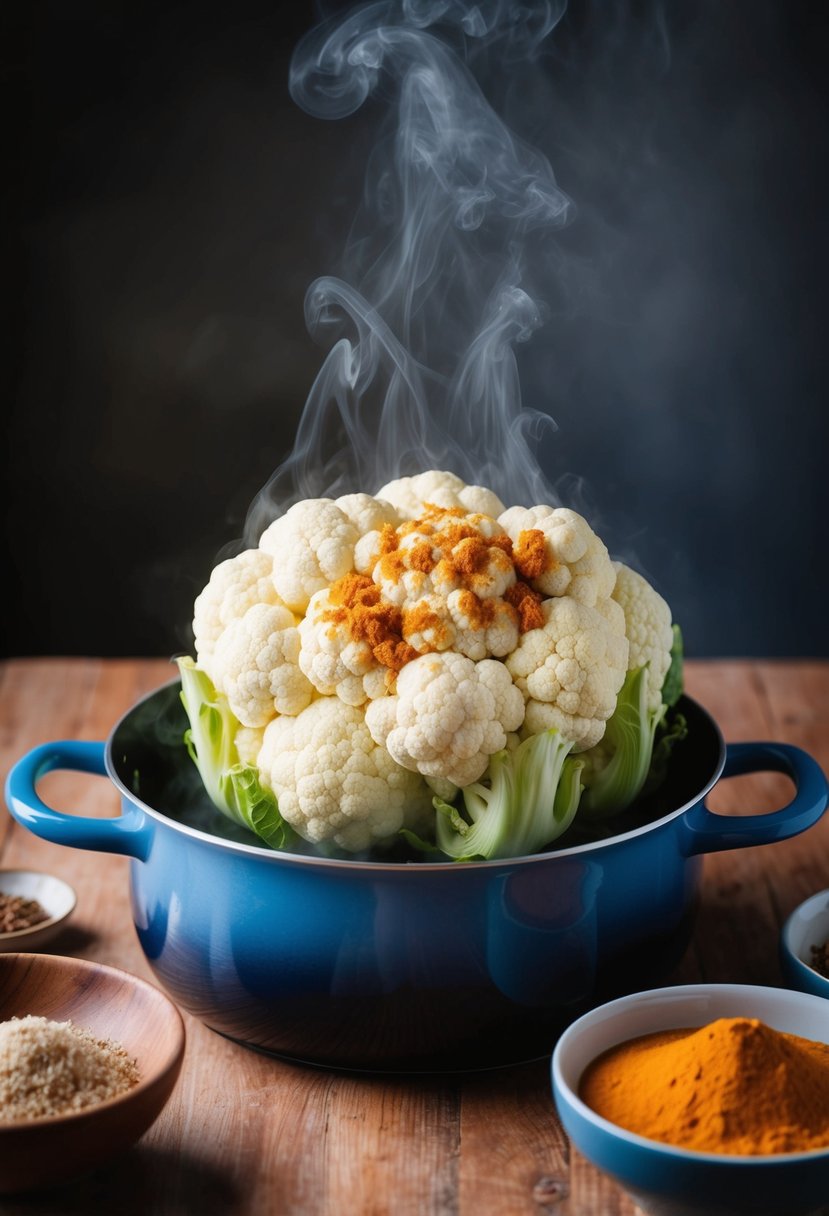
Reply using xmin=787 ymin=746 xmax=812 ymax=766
xmin=365 ymin=651 xmax=525 ymax=788
xmin=373 ymin=514 xmax=514 ymax=606
xmin=334 ymin=493 xmax=400 ymax=536
xmin=377 ymin=470 xmax=504 ymax=520
xmin=356 ymin=509 xmax=519 ymax=662
xmin=506 ymin=596 xmax=629 ymax=751
xmin=445 ymin=590 xmax=519 ymax=660
xmin=298 ymin=585 xmax=391 ymax=705
xmin=259 ymin=499 xmax=360 ymax=612
xmin=498 ymin=505 xmax=616 ymax=607
xmin=212 ymin=602 xmax=314 ymax=727
xmin=193 ymin=549 xmax=284 ymax=683
xmin=611 ymin=562 xmax=674 ymax=711
xmin=257 ymin=698 xmax=434 ymax=852
xmin=235 ymin=725 xmax=265 ymax=768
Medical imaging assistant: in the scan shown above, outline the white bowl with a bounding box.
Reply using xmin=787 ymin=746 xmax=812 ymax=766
xmin=552 ymin=983 xmax=829 ymax=1216
xmin=0 ymin=871 xmax=76 ymax=952
xmin=781 ymin=888 xmax=829 ymax=1000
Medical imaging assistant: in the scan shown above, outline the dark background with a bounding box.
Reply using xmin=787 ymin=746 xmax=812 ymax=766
xmin=5 ymin=1 xmax=828 ymax=660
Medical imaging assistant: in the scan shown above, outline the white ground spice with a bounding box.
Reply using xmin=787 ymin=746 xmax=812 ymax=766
xmin=0 ymin=1015 xmax=140 ymax=1120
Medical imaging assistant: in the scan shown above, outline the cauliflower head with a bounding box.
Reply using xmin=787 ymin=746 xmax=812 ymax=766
xmin=365 ymin=651 xmax=525 ymax=787
xmin=257 ymin=697 xmax=434 ymax=851
xmin=185 ymin=468 xmax=681 ymax=860
xmin=611 ymin=563 xmax=674 ymax=711
xmin=506 ymin=596 xmax=629 ymax=751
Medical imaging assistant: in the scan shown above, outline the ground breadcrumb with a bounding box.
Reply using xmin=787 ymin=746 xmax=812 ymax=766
xmin=0 ymin=1014 xmax=140 ymax=1120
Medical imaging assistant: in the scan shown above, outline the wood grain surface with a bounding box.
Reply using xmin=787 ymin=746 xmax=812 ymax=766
xmin=0 ymin=658 xmax=827 ymax=1216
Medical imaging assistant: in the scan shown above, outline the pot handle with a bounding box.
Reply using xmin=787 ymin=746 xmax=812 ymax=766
xmin=4 ymin=741 xmax=153 ymax=861
xmin=679 ymin=741 xmax=828 ymax=857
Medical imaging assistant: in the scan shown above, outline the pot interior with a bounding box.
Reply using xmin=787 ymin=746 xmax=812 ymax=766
xmin=109 ymin=681 xmax=724 ymax=860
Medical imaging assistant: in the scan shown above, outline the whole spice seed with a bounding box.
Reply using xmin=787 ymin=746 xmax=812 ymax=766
xmin=811 ymin=940 xmax=829 ymax=980
xmin=0 ymin=1015 xmax=140 ymax=1120
xmin=0 ymin=892 xmax=49 ymax=934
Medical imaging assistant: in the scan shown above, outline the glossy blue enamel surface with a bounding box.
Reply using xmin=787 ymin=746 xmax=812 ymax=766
xmin=119 ymin=811 xmax=704 ymax=1067
xmin=5 ymin=687 xmax=828 ymax=1071
xmin=5 ymin=741 xmax=153 ymax=859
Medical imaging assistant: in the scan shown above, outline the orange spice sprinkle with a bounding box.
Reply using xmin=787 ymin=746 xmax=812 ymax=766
xmin=451 ymin=536 xmax=493 ymax=577
xmin=407 ymin=540 xmax=436 ymax=573
xmin=328 ymin=572 xmax=381 ymax=610
xmin=377 ymin=523 xmax=400 ymax=555
xmin=505 ymin=581 xmax=545 ymax=632
xmin=420 ymin=502 xmax=465 ymax=518
xmin=379 ymin=513 xmax=503 ymax=586
xmin=374 ymin=638 xmax=421 ymax=670
xmin=377 ymin=549 xmax=409 ymax=584
xmin=322 ymin=512 xmax=547 ymax=675
xmin=513 ymin=529 xmax=551 ymax=582
xmin=453 ymin=589 xmax=501 ymax=630
xmin=323 ymin=574 xmax=418 ymax=672
xmin=490 ymin=534 xmax=514 ymax=558
xmin=402 ymin=602 xmax=454 ymax=650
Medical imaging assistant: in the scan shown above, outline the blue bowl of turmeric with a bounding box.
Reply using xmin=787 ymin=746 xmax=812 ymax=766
xmin=552 ymin=983 xmax=829 ymax=1216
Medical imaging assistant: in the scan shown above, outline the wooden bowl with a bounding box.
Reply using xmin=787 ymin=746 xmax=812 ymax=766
xmin=0 ymin=953 xmax=185 ymax=1193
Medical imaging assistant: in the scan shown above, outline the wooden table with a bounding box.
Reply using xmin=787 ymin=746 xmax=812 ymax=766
xmin=0 ymin=658 xmax=827 ymax=1215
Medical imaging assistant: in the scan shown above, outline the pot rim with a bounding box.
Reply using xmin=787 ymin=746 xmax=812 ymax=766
xmin=105 ymin=678 xmax=726 ymax=871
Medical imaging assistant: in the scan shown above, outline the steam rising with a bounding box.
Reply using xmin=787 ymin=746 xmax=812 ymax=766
xmin=245 ymin=1 xmax=574 ymax=542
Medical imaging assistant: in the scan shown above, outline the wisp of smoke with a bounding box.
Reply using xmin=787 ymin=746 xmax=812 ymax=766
xmin=245 ymin=0 xmax=574 ymax=542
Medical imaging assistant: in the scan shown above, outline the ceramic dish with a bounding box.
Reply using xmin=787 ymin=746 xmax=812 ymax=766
xmin=780 ymin=888 xmax=829 ymax=1000
xmin=0 ymin=870 xmax=76 ymax=953
xmin=552 ymin=983 xmax=829 ymax=1216
xmin=0 ymin=953 xmax=185 ymax=1193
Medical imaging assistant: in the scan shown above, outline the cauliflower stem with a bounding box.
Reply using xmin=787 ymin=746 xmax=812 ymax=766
xmin=662 ymin=624 xmax=685 ymax=709
xmin=579 ymin=667 xmax=665 ymax=820
xmin=427 ymin=729 xmax=585 ymax=861
xmin=177 ymin=658 xmax=294 ymax=849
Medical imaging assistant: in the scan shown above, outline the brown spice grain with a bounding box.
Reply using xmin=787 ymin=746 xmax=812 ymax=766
xmin=811 ymin=940 xmax=829 ymax=980
xmin=513 ymin=529 xmax=551 ymax=581
xmin=0 ymin=893 xmax=49 ymax=934
xmin=0 ymin=1015 xmax=140 ymax=1120
xmin=324 ymin=574 xmax=419 ymax=673
xmin=505 ymin=581 xmax=545 ymax=632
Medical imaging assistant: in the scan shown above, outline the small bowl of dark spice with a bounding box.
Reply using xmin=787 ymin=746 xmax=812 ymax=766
xmin=0 ymin=953 xmax=185 ymax=1193
xmin=552 ymin=983 xmax=829 ymax=1216
xmin=781 ymin=887 xmax=829 ymax=1001
xmin=0 ymin=870 xmax=76 ymax=952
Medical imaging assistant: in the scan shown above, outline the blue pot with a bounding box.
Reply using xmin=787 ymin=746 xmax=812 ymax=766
xmin=5 ymin=683 xmax=827 ymax=1071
